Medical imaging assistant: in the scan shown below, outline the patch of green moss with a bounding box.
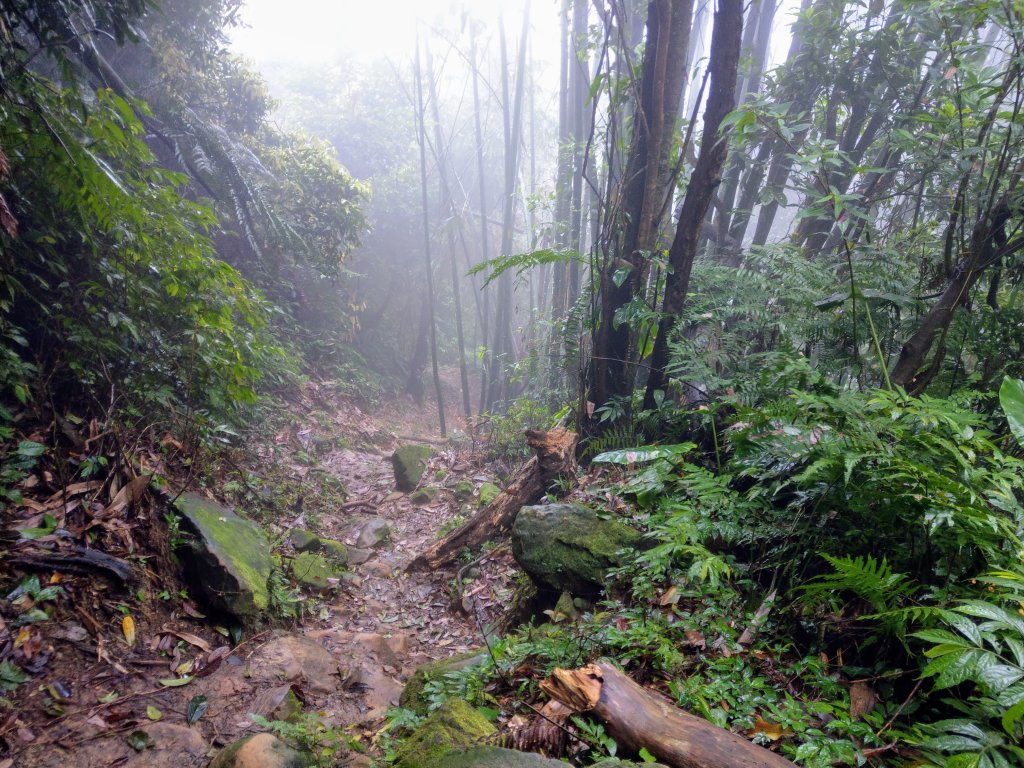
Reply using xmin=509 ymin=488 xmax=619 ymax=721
xmin=392 ymin=445 xmax=433 ymax=491
xmin=291 ymin=551 xmax=344 ymax=590
xmin=400 ymin=652 xmax=488 ymax=715
xmin=173 ymin=493 xmax=273 ymax=619
xmin=394 ymin=699 xmax=495 ymax=768
xmin=478 ymin=482 xmax=501 ymax=507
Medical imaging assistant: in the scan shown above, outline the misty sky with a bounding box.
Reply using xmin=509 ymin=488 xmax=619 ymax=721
xmin=231 ymin=0 xmax=554 ymax=65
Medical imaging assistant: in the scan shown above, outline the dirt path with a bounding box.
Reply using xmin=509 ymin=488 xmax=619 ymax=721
xmin=9 ymin=382 xmax=516 ymax=767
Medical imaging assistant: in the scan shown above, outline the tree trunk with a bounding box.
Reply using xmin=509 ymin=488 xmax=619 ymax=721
xmin=644 ymin=0 xmax=743 ymax=408
xmin=414 ymin=33 xmax=447 ymax=435
xmin=470 ymin=25 xmax=493 ymax=417
xmin=541 ymin=662 xmax=797 ymax=768
xmin=407 ymin=428 xmax=578 ymax=571
xmin=592 ymin=0 xmax=694 ymax=410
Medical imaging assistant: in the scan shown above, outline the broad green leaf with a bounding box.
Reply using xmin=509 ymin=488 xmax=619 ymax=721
xmin=592 ymin=443 xmax=695 ymax=465
xmin=999 ymin=377 xmax=1024 ymax=444
xmin=186 ymin=694 xmax=208 ymax=724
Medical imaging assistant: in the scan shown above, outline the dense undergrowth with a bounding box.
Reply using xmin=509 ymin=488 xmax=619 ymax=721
xmin=388 ymin=374 xmax=1024 ymax=767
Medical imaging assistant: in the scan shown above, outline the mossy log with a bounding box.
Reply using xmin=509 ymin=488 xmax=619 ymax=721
xmin=540 ymin=662 xmax=797 ymax=768
xmin=408 ymin=429 xmax=577 ymax=571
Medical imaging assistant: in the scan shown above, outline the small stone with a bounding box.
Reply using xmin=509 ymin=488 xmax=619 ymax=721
xmin=356 ymin=517 xmax=391 ymax=548
xmin=478 ymin=482 xmax=501 ymax=507
xmin=209 ymin=733 xmax=313 ymax=768
xmin=347 ymin=547 xmax=373 ymax=565
xmin=409 ymin=486 xmax=439 ymax=504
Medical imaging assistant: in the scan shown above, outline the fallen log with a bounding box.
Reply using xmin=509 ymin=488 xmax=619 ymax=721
xmin=407 ymin=428 xmax=577 ymax=571
xmin=8 ymin=544 xmax=137 ymax=585
xmin=540 ymin=661 xmax=797 ymax=768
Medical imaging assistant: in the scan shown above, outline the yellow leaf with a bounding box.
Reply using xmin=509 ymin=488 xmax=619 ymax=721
xmin=748 ymin=717 xmax=791 ymax=741
xmin=122 ymin=615 xmax=136 ymax=647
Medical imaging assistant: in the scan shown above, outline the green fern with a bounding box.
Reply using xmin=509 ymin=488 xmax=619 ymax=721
xmin=800 ymin=554 xmax=918 ymax=615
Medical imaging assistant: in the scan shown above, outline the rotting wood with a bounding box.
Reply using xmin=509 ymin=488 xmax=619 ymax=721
xmin=407 ymin=428 xmax=577 ymax=571
xmin=9 ymin=544 xmax=137 ymax=584
xmin=540 ymin=661 xmax=797 ymax=768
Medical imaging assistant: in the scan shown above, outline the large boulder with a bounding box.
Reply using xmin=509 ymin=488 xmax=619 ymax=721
xmin=394 ymin=698 xmax=496 ymax=768
xmin=399 ymin=650 xmax=488 ymax=715
xmin=172 ymin=493 xmax=273 ymax=620
xmin=512 ymin=504 xmax=642 ymax=594
xmin=246 ymin=634 xmax=341 ymax=694
xmin=209 ymin=733 xmax=313 ymax=768
xmin=392 ymin=444 xmax=433 ymax=491
xmin=433 ymin=747 xmax=567 ymax=767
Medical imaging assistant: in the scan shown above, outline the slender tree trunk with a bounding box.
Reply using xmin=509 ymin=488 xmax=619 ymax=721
xmin=425 ymin=44 xmax=472 ymax=419
xmin=471 ymin=25 xmax=494 ymax=416
xmin=414 ymin=33 xmax=447 ymax=435
xmin=644 ymin=0 xmax=743 ymax=409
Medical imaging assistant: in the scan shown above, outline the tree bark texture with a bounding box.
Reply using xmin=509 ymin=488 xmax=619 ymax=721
xmin=644 ymin=0 xmax=743 ymax=408
xmin=541 ymin=662 xmax=797 ymax=768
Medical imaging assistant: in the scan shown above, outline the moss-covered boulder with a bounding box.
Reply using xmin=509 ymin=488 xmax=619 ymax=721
xmin=172 ymin=493 xmax=273 ymax=620
xmin=355 ymin=517 xmax=391 ymax=548
xmin=432 ymin=747 xmax=567 ymax=767
xmin=392 ymin=444 xmax=433 ymax=491
xmin=291 ymin=551 xmax=344 ymax=590
xmin=394 ymin=698 xmax=495 ymax=768
xmin=512 ymin=504 xmax=642 ymax=595
xmin=478 ymin=482 xmax=501 ymax=507
xmin=400 ymin=651 xmax=488 ymax=715
xmin=209 ymin=733 xmax=313 ymax=768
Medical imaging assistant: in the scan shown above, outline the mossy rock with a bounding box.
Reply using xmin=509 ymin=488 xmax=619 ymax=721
xmin=209 ymin=733 xmax=314 ymax=768
xmin=394 ymin=698 xmax=495 ymax=768
xmin=399 ymin=651 xmax=488 ymax=715
xmin=291 ymin=551 xmax=344 ymax=590
xmin=431 ymin=747 xmax=566 ymax=767
xmin=478 ymin=482 xmax=501 ymax=507
xmin=454 ymin=480 xmax=475 ymax=501
xmin=319 ymin=538 xmax=348 ymax=563
xmin=512 ymin=504 xmax=642 ymax=595
xmin=289 ymin=529 xmax=319 ymax=552
xmin=392 ymin=444 xmax=433 ymax=491
xmin=410 ymin=486 xmax=440 ymax=504
xmin=172 ymin=493 xmax=273 ymax=621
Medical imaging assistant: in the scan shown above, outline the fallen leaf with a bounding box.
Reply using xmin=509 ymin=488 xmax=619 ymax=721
xmin=748 ymin=717 xmax=792 ymax=741
xmin=126 ymin=730 xmax=154 ymax=752
xmin=146 ymin=705 xmax=163 ymax=721
xmin=684 ymin=629 xmax=706 ymax=649
xmin=159 ymin=676 xmax=193 ymax=687
xmin=186 ymin=694 xmax=208 ymax=725
xmin=658 ymin=585 xmax=680 ymax=606
xmin=122 ymin=616 xmax=136 ymax=647
xmin=163 ymin=629 xmax=211 ymax=653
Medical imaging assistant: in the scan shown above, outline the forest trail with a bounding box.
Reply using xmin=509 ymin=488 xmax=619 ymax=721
xmin=10 ymin=376 xmax=518 ymax=768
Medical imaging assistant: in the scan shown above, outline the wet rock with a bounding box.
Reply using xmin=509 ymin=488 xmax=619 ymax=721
xmin=172 ymin=493 xmax=273 ymax=620
xmin=24 ymin=722 xmax=210 ymax=768
xmin=347 ymin=547 xmax=373 ymax=565
xmin=393 ymin=698 xmax=496 ymax=768
xmin=289 ymin=529 xmax=348 ymax=564
xmin=454 ymin=480 xmax=475 ymax=501
xmin=291 ymin=551 xmax=344 ymax=590
xmin=247 ymin=634 xmax=341 ymax=693
xmin=392 ymin=445 xmax=433 ymax=491
xmin=512 ymin=504 xmax=642 ymax=595
xmin=592 ymin=760 xmax=668 ymax=768
xmin=400 ymin=650 xmax=488 ymax=715
xmin=478 ymin=482 xmax=501 ymax=507
xmin=355 ymin=517 xmax=391 ymax=548
xmin=250 ymin=684 xmax=303 ymax=722
xmin=289 ymin=529 xmax=319 ymax=552
xmin=410 ymin=486 xmax=439 ymax=503
xmin=209 ymin=733 xmax=313 ymax=768
xmin=436 ymin=747 xmax=568 ymax=767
